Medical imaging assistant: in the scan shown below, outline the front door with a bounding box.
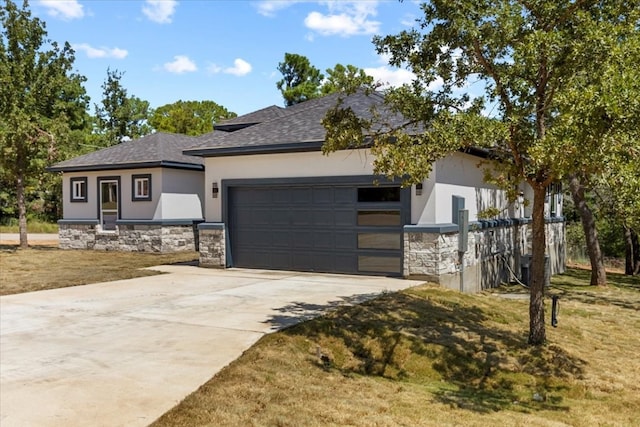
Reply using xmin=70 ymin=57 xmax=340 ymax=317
xmin=100 ymin=180 xmax=119 ymax=230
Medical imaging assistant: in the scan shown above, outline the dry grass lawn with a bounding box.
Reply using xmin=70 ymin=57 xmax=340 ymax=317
xmin=153 ymin=269 xmax=640 ymax=427
xmin=1 ymin=246 xmax=638 ymax=426
xmin=0 ymin=244 xmax=198 ymax=295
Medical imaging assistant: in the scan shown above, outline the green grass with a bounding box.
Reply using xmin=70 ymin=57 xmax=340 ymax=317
xmin=152 ymin=269 xmax=640 ymax=426
xmin=0 ymin=219 xmax=58 ymax=233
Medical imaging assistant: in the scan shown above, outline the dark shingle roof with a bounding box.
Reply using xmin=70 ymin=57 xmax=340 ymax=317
xmin=48 ymin=132 xmax=203 ymax=172
xmin=186 ymin=91 xmax=404 ymax=157
xmin=212 ymin=105 xmax=286 ymax=131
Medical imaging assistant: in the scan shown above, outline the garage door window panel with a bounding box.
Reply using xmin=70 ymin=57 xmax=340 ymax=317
xmin=357 ymin=210 xmax=401 ymax=226
xmin=358 ymin=255 xmax=402 ymax=274
xmin=358 ymin=187 xmax=401 ymax=203
xmin=358 ymin=233 xmax=402 ymax=250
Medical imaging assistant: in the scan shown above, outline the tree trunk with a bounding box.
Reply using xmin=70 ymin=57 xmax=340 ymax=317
xmin=568 ymin=175 xmax=606 ymax=286
xmin=626 ymin=227 xmax=640 ymax=276
xmin=16 ymin=171 xmax=28 ymax=249
xmin=528 ymin=184 xmax=547 ymax=346
xmin=634 ymin=229 xmax=640 ymax=276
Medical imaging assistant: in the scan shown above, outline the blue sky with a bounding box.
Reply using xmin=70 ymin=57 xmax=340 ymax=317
xmin=33 ymin=0 xmax=424 ymax=116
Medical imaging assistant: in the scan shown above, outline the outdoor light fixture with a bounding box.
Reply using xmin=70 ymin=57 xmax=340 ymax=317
xmin=416 ymin=183 xmax=423 ymax=196
xmin=212 ymin=182 xmax=219 ymax=198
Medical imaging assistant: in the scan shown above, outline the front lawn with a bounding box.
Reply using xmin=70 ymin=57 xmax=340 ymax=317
xmin=0 ymin=245 xmax=198 ymax=295
xmin=153 ymin=268 xmax=640 ymax=427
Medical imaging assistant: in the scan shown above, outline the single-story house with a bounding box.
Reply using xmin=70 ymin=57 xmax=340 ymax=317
xmin=50 ymin=91 xmax=565 ymax=291
xmin=48 ymin=132 xmax=205 ymax=252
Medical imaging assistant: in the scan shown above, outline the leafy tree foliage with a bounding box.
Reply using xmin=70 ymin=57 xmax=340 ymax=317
xmin=276 ymin=53 xmax=324 ymax=106
xmin=552 ymin=11 xmax=640 ymax=284
xmin=94 ymin=68 xmax=151 ymax=145
xmin=321 ymin=63 xmax=374 ymax=95
xmin=148 ymin=100 xmax=236 ymax=136
xmin=595 ymin=153 xmax=640 ymax=275
xmin=322 ymin=1 xmax=640 ymax=345
xmin=0 ymin=0 xmax=89 ymax=247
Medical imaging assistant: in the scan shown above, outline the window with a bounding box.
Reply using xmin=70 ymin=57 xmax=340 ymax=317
xmin=357 ymin=210 xmax=401 ymax=226
xmin=357 ymin=186 xmax=401 ymax=202
xmin=70 ymin=177 xmax=87 ymax=202
xmin=358 ymin=233 xmax=401 ymax=250
xmin=132 ymin=174 xmax=152 ymax=201
xmin=358 ymin=255 xmax=402 ymax=274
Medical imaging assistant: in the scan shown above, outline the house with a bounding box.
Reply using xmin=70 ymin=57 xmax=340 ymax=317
xmin=50 ymin=91 xmax=565 ymax=291
xmin=48 ymin=132 xmax=205 ymax=252
xmin=185 ymin=91 xmax=565 ymax=291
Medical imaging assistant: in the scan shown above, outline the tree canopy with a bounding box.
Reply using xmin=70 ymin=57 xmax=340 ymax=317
xmin=276 ymin=53 xmax=324 ymax=106
xmin=148 ymin=100 xmax=236 ymax=136
xmin=322 ymin=0 xmax=640 ymax=345
xmin=321 ymin=63 xmax=374 ymax=95
xmin=0 ymin=0 xmax=89 ymax=247
xmin=94 ymin=68 xmax=151 ymax=145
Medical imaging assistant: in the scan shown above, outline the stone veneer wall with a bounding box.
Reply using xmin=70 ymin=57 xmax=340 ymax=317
xmin=404 ymin=218 xmax=565 ymax=292
xmin=58 ymin=221 xmax=98 ymax=249
xmin=58 ymin=220 xmax=199 ymax=252
xmin=197 ymin=223 xmax=226 ymax=268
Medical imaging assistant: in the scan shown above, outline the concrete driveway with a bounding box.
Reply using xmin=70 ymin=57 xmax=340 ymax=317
xmin=1 ymin=266 xmax=423 ymax=426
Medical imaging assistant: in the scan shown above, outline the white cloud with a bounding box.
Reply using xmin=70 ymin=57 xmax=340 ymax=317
xmin=208 ymin=59 xmax=252 ymax=76
xmin=142 ymin=0 xmax=178 ymax=24
xmin=304 ymin=1 xmax=380 ymax=37
xmin=72 ymin=43 xmax=128 ymax=59
xmin=363 ymin=66 xmax=415 ymax=88
xmin=39 ymin=0 xmax=84 ymax=20
xmin=224 ymin=58 xmax=252 ymax=76
xmin=163 ymin=55 xmax=197 ymax=74
xmin=255 ymin=0 xmax=300 ymax=17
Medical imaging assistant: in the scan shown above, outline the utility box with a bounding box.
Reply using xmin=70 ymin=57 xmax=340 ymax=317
xmin=458 ymin=209 xmax=469 ymax=252
xmin=520 ymin=255 xmax=550 ymax=287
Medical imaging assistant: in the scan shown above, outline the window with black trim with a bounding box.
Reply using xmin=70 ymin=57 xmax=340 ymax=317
xmin=132 ymin=174 xmax=152 ymax=201
xmin=70 ymin=177 xmax=87 ymax=202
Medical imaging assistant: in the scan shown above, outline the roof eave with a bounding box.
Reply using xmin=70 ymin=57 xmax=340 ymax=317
xmin=46 ymin=160 xmax=204 ymax=173
xmin=184 ymin=141 xmax=326 ymax=157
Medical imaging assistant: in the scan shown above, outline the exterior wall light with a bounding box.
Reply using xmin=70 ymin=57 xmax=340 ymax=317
xmin=416 ymin=183 xmax=423 ymax=196
xmin=212 ymin=182 xmax=219 ymax=198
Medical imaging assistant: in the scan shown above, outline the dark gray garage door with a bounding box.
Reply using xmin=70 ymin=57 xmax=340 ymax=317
xmin=228 ymin=182 xmax=407 ymax=276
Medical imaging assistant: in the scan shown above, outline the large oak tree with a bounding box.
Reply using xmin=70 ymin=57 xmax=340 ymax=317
xmin=323 ymin=1 xmax=640 ymax=345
